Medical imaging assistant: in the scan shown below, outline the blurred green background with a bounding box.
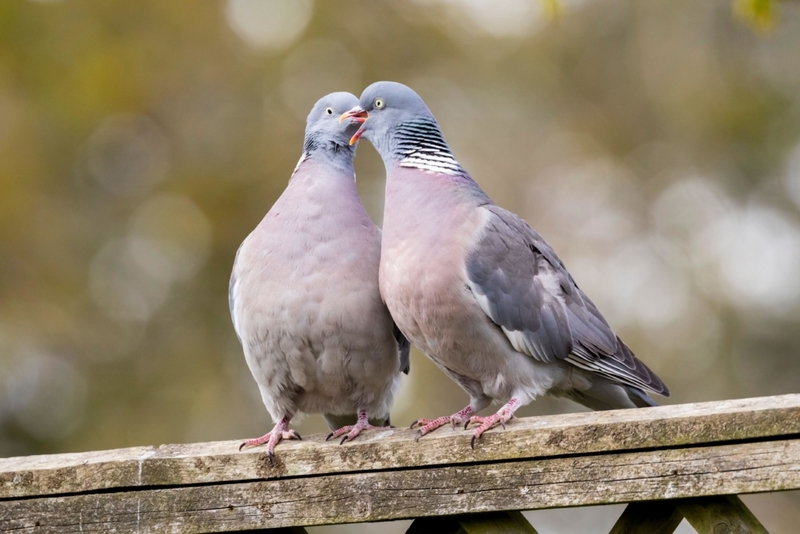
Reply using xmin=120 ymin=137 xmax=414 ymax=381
xmin=1 ymin=0 xmax=799 ymax=532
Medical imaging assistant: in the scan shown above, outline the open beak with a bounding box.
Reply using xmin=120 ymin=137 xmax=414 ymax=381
xmin=339 ymin=107 xmax=369 ymax=145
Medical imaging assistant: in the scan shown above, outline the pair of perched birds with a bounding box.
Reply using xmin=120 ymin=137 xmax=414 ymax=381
xmin=229 ymin=82 xmax=669 ymax=458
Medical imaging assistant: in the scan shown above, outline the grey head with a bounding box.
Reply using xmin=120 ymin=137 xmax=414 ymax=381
xmin=342 ymin=81 xmax=464 ymax=176
xmin=301 ymin=92 xmax=362 ymax=173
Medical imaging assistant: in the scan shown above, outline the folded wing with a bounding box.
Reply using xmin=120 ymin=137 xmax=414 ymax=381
xmin=466 ymin=205 xmax=669 ymax=397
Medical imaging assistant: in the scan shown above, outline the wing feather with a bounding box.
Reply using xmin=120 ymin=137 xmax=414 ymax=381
xmin=466 ymin=205 xmax=669 ymax=397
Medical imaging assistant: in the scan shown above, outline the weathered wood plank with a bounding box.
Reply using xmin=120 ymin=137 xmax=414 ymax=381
xmin=457 ymin=511 xmax=539 ymax=533
xmin=1 ymin=394 xmax=798 ymax=499
xmin=406 ymin=516 xmax=463 ymax=534
xmin=1 ymin=438 xmax=797 ymax=532
xmin=609 ymin=501 xmax=683 ymax=534
xmin=246 ymin=528 xmax=309 ymax=534
xmin=676 ymin=495 xmax=768 ymax=534
xmin=406 ymin=511 xmax=539 ymax=534
xmin=247 ymin=529 xmax=308 ymax=534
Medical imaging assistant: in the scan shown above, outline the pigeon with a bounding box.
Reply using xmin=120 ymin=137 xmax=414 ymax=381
xmin=341 ymin=82 xmax=668 ymax=447
xmin=230 ymin=92 xmax=409 ymax=459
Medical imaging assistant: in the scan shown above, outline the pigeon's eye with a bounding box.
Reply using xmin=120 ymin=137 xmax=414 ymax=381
xmin=325 ymin=107 xmax=334 ymax=115
xmin=374 ymin=98 xmax=385 ymax=109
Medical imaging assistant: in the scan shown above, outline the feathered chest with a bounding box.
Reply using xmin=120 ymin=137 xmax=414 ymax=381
xmin=379 ymin=176 xmax=493 ymax=333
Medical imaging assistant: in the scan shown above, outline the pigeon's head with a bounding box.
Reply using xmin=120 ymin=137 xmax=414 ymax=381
xmin=340 ymin=82 xmax=436 ymax=146
xmin=304 ymin=92 xmax=363 ymax=150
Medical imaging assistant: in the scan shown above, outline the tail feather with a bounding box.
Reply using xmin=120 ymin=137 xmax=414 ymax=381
xmin=626 ymin=384 xmax=659 ymax=407
xmin=567 ymin=378 xmax=659 ymax=411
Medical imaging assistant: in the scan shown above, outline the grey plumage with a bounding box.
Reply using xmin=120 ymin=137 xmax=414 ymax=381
xmin=466 ymin=204 xmax=667 ymax=396
xmin=342 ymin=81 xmax=668 ymax=445
xmin=322 ymin=326 xmax=409 ymax=431
xmin=230 ymin=92 xmax=407 ymax=457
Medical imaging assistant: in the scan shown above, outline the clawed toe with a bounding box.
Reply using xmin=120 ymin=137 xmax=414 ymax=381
xmin=328 ymin=411 xmax=393 ymax=445
xmin=410 ymin=418 xmax=436 ymax=429
xmin=468 ymin=400 xmax=520 ymax=448
xmin=238 ymin=417 xmax=302 ymax=457
xmin=238 ymin=433 xmax=273 ymax=451
xmin=326 ymin=426 xmax=350 ymax=441
xmin=332 ymin=423 xmax=391 ymax=444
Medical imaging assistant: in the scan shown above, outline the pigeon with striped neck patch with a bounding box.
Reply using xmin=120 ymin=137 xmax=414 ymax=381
xmin=230 ymin=92 xmax=409 ymax=459
xmin=342 ymin=82 xmax=668 ymax=447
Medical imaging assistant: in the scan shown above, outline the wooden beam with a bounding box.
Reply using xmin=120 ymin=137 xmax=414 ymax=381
xmin=610 ymin=501 xmax=683 ymax=534
xmin=676 ymin=495 xmax=768 ymax=534
xmin=246 ymin=529 xmax=309 ymax=534
xmin=1 ymin=394 xmax=798 ymax=500
xmin=407 ymin=511 xmax=538 ymax=534
xmin=0 ymin=438 xmax=797 ymax=532
xmin=457 ymin=511 xmax=539 ymax=533
xmin=406 ymin=516 xmax=464 ymax=534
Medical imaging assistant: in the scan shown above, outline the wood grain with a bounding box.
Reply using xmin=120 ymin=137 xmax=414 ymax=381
xmin=1 ymin=394 xmax=798 ymax=500
xmin=609 ymin=501 xmax=683 ymax=534
xmin=1 ymin=438 xmax=797 ymax=532
xmin=676 ymin=495 xmax=768 ymax=534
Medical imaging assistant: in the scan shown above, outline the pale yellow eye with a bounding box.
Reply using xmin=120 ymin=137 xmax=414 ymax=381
xmin=374 ymin=98 xmax=385 ymax=109
xmin=325 ymin=107 xmax=334 ymax=115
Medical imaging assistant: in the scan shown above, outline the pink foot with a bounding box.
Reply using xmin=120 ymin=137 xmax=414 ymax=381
xmin=326 ymin=411 xmax=392 ymax=444
xmin=465 ymin=398 xmax=520 ymax=448
xmin=410 ymin=406 xmax=475 ymax=441
xmin=238 ymin=416 xmax=302 ymax=460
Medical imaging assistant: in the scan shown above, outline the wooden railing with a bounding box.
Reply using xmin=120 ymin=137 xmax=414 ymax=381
xmin=1 ymin=394 xmax=798 ymax=533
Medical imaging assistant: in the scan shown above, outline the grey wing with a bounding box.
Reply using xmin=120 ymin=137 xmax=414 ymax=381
xmin=394 ymin=322 xmax=411 ymax=375
xmin=466 ymin=205 xmax=669 ymax=397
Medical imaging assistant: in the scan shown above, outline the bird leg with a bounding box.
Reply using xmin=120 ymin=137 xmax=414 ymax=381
xmin=465 ymin=398 xmax=520 ymax=448
xmin=238 ymin=416 xmax=302 ymax=460
xmin=326 ymin=410 xmax=393 ymax=445
xmin=410 ymin=405 xmax=475 ymax=441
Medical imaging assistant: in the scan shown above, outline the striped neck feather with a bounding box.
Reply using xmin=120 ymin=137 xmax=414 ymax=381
xmin=297 ymin=133 xmax=355 ymax=175
xmin=393 ymin=119 xmax=463 ymax=176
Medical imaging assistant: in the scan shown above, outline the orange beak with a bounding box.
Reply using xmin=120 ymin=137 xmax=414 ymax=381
xmin=339 ymin=107 xmax=369 ymax=145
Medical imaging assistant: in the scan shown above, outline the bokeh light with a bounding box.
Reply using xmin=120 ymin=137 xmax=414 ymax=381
xmin=225 ymin=0 xmax=313 ymax=51
xmin=6 ymin=350 xmax=86 ymax=440
xmin=280 ymin=40 xmax=363 ymax=120
xmin=88 ymin=114 xmax=170 ymax=197
xmin=2 ymin=1 xmax=800 ymax=531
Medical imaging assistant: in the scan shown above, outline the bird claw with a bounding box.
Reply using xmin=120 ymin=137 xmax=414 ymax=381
xmin=239 ymin=419 xmax=301 ymax=458
xmin=410 ymin=418 xmax=437 ymax=429
xmin=328 ymin=419 xmax=392 ymax=445
xmin=412 ymin=407 xmax=475 ymax=440
xmin=410 ymin=416 xmax=451 ymax=439
xmin=468 ymin=405 xmax=517 ymax=447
